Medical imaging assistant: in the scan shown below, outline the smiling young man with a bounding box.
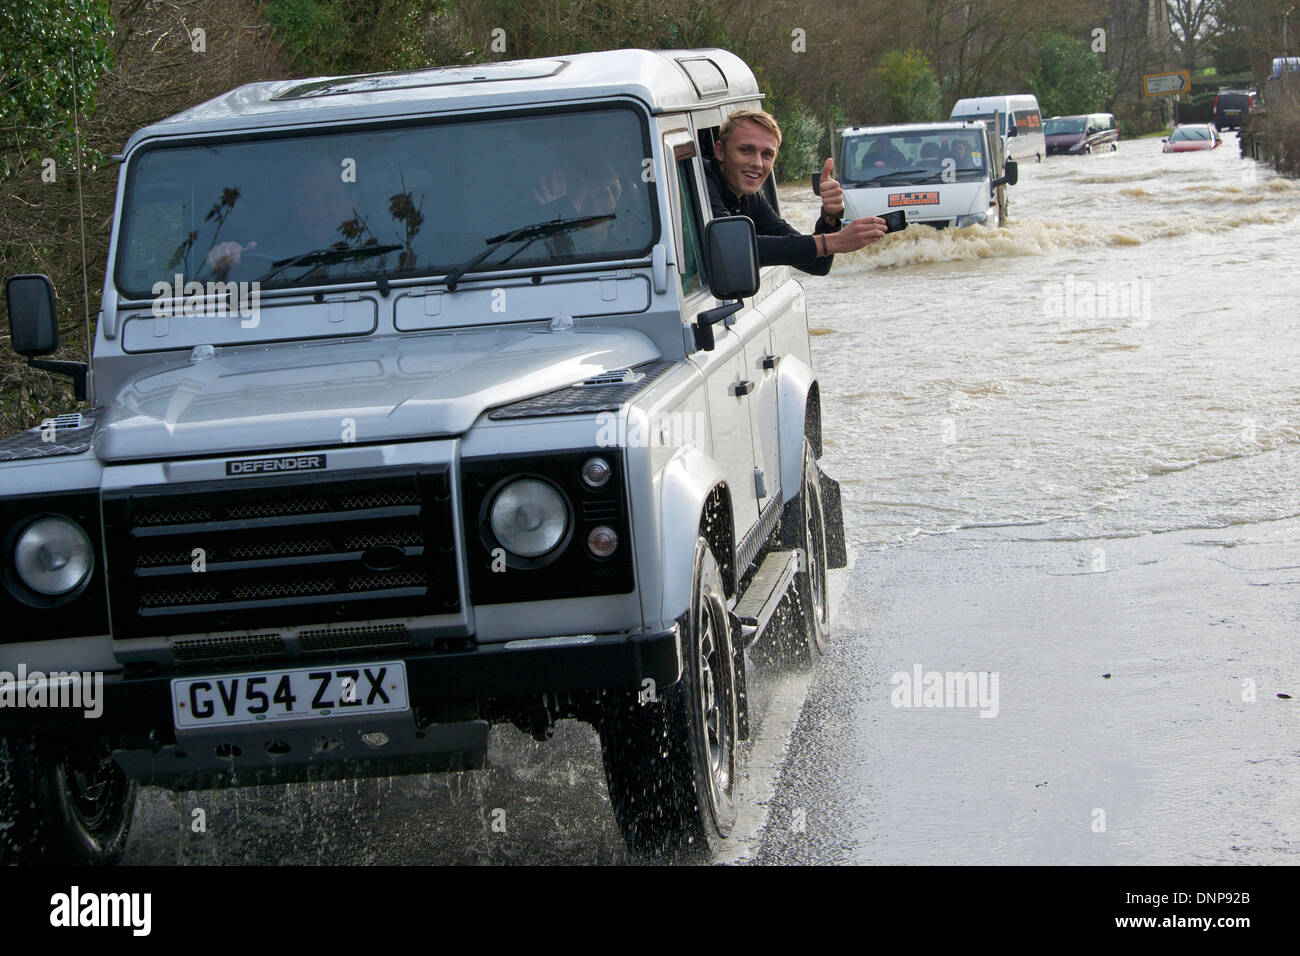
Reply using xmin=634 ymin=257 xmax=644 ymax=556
xmin=705 ymin=109 xmax=886 ymax=275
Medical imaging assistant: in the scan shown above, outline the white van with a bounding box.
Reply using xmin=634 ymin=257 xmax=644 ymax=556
xmin=838 ymin=121 xmax=1018 ymax=229
xmin=950 ymin=94 xmax=1045 ymax=164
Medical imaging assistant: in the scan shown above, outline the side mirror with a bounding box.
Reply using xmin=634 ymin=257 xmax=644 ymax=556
xmin=993 ymin=159 xmax=1019 ymax=188
xmin=1006 ymin=125 xmax=1018 ymax=137
xmin=693 ymin=216 xmax=760 ymax=352
xmin=4 ymin=273 xmax=88 ymax=400
xmin=703 ymin=216 xmax=760 ymax=300
xmin=5 ymin=274 xmax=59 ymax=356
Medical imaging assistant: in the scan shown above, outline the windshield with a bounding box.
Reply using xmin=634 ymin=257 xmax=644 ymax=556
xmin=1044 ymin=117 xmax=1086 ymax=135
xmin=115 ymin=107 xmax=656 ymax=298
xmin=1171 ymin=126 xmax=1211 ymax=141
xmin=840 ymin=130 xmax=988 ymax=186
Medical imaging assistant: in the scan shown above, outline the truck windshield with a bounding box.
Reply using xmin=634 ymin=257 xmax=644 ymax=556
xmin=840 ymin=130 xmax=988 ymax=186
xmin=114 ymin=107 xmax=656 ymax=298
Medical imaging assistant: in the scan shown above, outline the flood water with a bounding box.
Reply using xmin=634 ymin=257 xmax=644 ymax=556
xmin=781 ymin=135 xmax=1300 ymax=548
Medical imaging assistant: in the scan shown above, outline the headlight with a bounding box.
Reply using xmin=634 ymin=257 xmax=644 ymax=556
xmin=14 ymin=516 xmax=94 ymax=596
xmin=489 ymin=479 xmax=569 ymax=557
xmin=955 ymin=212 xmax=988 ymax=228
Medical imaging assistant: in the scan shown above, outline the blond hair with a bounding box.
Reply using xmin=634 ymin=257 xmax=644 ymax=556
xmin=719 ymin=109 xmax=783 ymax=147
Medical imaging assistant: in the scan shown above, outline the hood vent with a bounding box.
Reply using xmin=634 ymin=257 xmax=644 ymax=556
xmin=51 ymin=412 xmax=86 ymax=429
xmin=577 ymin=369 xmax=645 ymax=388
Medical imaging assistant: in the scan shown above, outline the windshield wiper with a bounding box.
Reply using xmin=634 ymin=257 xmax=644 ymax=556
xmin=443 ymin=214 xmax=614 ymax=290
xmin=256 ymin=243 xmax=403 ymax=284
xmin=859 ymin=167 xmax=936 ymax=184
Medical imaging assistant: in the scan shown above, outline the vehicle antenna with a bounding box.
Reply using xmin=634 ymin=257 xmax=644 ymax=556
xmin=69 ymin=44 xmax=93 ymax=397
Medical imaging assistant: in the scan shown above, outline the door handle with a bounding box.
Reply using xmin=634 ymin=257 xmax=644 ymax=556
xmin=761 ymin=355 xmax=778 ymax=370
xmin=733 ymin=380 xmax=755 ymax=397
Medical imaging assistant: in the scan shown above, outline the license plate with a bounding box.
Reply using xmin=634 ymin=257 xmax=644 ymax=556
xmin=888 ymin=191 xmax=940 ymax=207
xmin=172 ymin=662 xmax=409 ymax=729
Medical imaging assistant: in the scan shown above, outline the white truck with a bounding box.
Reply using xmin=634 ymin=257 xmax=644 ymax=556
xmin=838 ymin=121 xmax=1018 ymax=230
xmin=0 ymin=48 xmax=845 ymax=863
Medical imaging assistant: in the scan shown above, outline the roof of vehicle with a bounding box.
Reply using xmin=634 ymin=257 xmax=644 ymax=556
xmin=120 ymin=49 xmax=759 ymax=153
xmin=841 ymin=121 xmax=984 ymax=135
xmin=950 ymin=94 xmax=1040 ymax=110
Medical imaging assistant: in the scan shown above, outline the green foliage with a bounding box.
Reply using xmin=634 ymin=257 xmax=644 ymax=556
xmin=0 ymin=0 xmax=114 ymax=179
xmin=1210 ymin=32 xmax=1252 ymax=78
xmin=766 ymin=91 xmax=823 ymax=182
xmin=263 ymin=0 xmax=349 ymax=70
xmin=264 ymin=0 xmax=434 ymax=74
xmin=871 ymin=48 xmax=941 ymax=123
xmin=1027 ymin=32 xmax=1114 ymax=118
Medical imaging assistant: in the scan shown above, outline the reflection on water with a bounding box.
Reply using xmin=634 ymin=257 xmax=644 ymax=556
xmin=783 ymin=136 xmax=1300 ymax=548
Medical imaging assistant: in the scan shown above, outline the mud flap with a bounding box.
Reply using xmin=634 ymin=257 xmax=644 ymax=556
xmin=819 ymin=467 xmax=847 ymax=569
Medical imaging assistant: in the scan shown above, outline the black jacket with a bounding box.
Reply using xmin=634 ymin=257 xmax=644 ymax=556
xmin=703 ymin=156 xmax=836 ymax=276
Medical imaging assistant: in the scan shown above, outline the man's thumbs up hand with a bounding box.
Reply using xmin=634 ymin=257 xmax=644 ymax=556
xmin=818 ymin=156 xmax=844 ymax=222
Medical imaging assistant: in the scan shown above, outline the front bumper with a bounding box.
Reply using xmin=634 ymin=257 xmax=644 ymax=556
xmin=0 ymin=625 xmax=681 ymax=739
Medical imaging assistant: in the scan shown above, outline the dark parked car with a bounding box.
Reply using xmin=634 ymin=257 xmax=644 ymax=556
xmin=1044 ymin=113 xmax=1118 ymax=155
xmin=1213 ymin=90 xmax=1259 ymax=131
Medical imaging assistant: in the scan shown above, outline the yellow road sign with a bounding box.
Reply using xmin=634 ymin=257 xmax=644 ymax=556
xmin=1143 ymin=70 xmax=1191 ymax=97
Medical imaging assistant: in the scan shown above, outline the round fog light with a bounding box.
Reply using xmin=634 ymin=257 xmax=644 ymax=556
xmin=14 ymin=516 xmax=93 ymax=596
xmin=581 ymin=457 xmax=611 ymax=488
xmin=588 ymin=525 xmax=618 ymax=558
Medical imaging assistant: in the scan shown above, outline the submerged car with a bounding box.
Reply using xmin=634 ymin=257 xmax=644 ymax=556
xmin=1163 ymin=124 xmax=1222 ymax=152
xmin=1044 ymin=113 xmax=1118 ymax=155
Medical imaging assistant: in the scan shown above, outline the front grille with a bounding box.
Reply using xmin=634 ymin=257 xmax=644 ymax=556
xmin=172 ymin=634 xmax=286 ymax=663
xmin=104 ymin=465 xmax=458 ymax=640
xmin=582 ymin=497 xmax=620 ymax=520
xmin=298 ymin=624 xmax=410 ymax=653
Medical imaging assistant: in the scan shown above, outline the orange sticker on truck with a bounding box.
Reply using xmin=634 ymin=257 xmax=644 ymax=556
xmin=888 ymin=191 xmax=940 ymax=206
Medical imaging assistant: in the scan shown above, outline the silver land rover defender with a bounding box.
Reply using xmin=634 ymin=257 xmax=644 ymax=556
xmin=0 ymin=48 xmax=845 ymax=862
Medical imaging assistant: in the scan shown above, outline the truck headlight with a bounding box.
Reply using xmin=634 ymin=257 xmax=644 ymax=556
xmin=955 ymin=212 xmax=989 ymax=227
xmin=14 ymin=516 xmax=94 ymax=596
xmin=489 ymin=479 xmax=569 ymax=557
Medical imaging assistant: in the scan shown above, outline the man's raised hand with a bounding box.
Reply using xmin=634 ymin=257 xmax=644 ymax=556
xmin=533 ymin=169 xmax=568 ymax=205
xmin=825 ymin=216 xmax=887 ymax=254
xmin=817 ymin=157 xmax=844 ymax=223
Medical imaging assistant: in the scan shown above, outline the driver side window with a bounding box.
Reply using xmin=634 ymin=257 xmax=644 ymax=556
xmin=677 ymin=157 xmax=708 ymax=296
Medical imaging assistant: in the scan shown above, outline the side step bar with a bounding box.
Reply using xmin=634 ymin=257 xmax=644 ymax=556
xmin=730 ymin=548 xmax=800 ymax=650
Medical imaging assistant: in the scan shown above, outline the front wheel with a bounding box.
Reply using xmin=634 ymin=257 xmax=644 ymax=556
xmin=598 ymin=536 xmax=738 ymax=859
xmin=0 ymin=736 xmax=137 ymax=865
